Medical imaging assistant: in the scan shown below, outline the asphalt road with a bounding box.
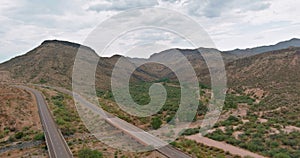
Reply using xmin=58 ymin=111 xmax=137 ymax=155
xmin=54 ymin=87 xmax=191 ymax=158
xmin=16 ymin=86 xmax=73 ymax=158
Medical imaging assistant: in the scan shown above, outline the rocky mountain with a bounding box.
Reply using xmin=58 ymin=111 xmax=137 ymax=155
xmin=1 ymin=39 xmax=300 ymax=158
xmin=0 ymin=40 xmax=81 ymax=87
xmin=1 ymin=38 xmax=300 ymax=91
xmin=227 ymin=47 xmax=300 ymax=126
xmin=0 ymin=40 xmax=154 ymax=90
xmin=227 ymin=47 xmax=300 ymax=87
xmin=223 ymin=38 xmax=300 ymax=58
xmin=129 ymin=38 xmax=300 ymax=84
xmin=1 ymin=38 xmax=300 ymax=125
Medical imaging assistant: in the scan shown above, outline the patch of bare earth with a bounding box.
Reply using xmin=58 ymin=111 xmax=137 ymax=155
xmin=256 ymin=106 xmax=284 ymax=117
xmin=0 ymin=147 xmax=47 ymax=158
xmin=258 ymin=118 xmax=268 ymax=123
xmin=186 ymin=134 xmax=266 ymax=158
xmin=269 ymin=127 xmax=280 ymax=135
xmin=0 ymin=71 xmax=12 ymax=83
xmin=233 ymin=131 xmax=244 ymax=140
xmin=219 ymin=103 xmax=249 ymax=122
xmin=244 ymin=87 xmax=268 ymax=103
xmin=0 ymin=84 xmax=44 ymax=157
xmin=282 ymin=125 xmax=300 ymax=134
xmin=0 ymin=85 xmax=41 ymax=131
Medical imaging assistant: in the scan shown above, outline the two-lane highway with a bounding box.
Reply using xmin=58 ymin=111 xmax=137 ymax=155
xmin=53 ymin=86 xmax=191 ymax=158
xmin=16 ymin=86 xmax=73 ymax=158
xmin=27 ymin=85 xmax=191 ymax=158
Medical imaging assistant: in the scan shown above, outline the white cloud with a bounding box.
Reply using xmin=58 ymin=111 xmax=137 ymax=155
xmin=183 ymin=0 xmax=271 ymax=18
xmin=0 ymin=0 xmax=110 ymax=62
xmin=88 ymin=0 xmax=159 ymax=12
xmin=0 ymin=0 xmax=299 ymax=62
xmin=102 ymin=29 xmax=193 ymax=58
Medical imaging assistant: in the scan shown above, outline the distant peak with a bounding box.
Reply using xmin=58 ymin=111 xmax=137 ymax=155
xmin=41 ymin=39 xmax=96 ymax=52
xmin=289 ymin=38 xmax=300 ymax=41
xmin=275 ymin=38 xmax=300 ymax=45
xmin=41 ymin=40 xmax=81 ymax=48
xmin=110 ymin=54 xmax=123 ymax=58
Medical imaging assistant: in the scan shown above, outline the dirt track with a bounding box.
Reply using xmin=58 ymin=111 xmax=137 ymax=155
xmin=186 ymin=134 xmax=266 ymax=158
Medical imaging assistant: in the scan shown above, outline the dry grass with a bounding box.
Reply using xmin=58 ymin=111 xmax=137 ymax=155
xmin=0 ymin=84 xmax=44 ymax=157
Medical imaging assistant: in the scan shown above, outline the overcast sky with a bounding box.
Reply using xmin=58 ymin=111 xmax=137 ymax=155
xmin=0 ymin=0 xmax=299 ymax=62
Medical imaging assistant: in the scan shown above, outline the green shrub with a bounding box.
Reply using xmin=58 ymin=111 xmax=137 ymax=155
xmin=51 ymin=94 xmax=64 ymax=101
xmin=8 ymin=136 xmax=15 ymax=142
xmin=96 ymin=89 xmax=105 ymax=97
xmin=207 ymin=129 xmax=227 ymax=141
xmin=151 ymin=117 xmax=162 ymax=129
xmin=181 ymin=128 xmax=199 ymax=136
xmin=165 ymin=116 xmax=173 ymax=123
xmin=225 ymin=137 xmax=241 ymax=146
xmin=220 ymin=115 xmax=241 ymax=126
xmin=53 ymin=100 xmax=63 ymax=107
xmin=15 ymin=132 xmax=24 ymax=139
xmin=78 ymin=148 xmax=103 ymax=158
xmin=245 ymin=139 xmax=265 ymax=152
xmin=40 ymin=78 xmax=47 ymax=84
xmin=199 ymin=82 xmax=210 ymax=89
xmin=274 ymin=153 xmax=290 ymax=158
xmin=224 ymin=94 xmax=255 ymax=109
xmin=156 ymin=77 xmax=170 ymax=83
xmin=51 ymin=94 xmax=64 ymax=107
xmin=34 ymin=132 xmax=45 ymax=141
xmin=22 ymin=126 xmax=30 ymax=132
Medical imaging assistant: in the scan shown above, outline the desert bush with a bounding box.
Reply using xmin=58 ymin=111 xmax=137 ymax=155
xmin=207 ymin=129 xmax=227 ymax=141
xmin=15 ymin=132 xmax=24 ymax=139
xmin=78 ymin=148 xmax=103 ymax=158
xmin=34 ymin=132 xmax=45 ymax=141
xmin=220 ymin=115 xmax=241 ymax=126
xmin=40 ymin=78 xmax=47 ymax=84
xmin=224 ymin=94 xmax=255 ymax=109
xmin=151 ymin=117 xmax=162 ymax=129
xmin=273 ymin=153 xmax=290 ymax=158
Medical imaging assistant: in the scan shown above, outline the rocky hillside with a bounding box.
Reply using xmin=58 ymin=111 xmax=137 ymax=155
xmin=0 ymin=40 xmax=87 ymax=88
xmin=0 ymin=40 xmax=154 ymax=90
xmin=227 ymin=47 xmax=300 ymax=87
xmin=129 ymin=38 xmax=300 ymax=85
xmin=1 ymin=39 xmax=300 ymax=91
xmin=227 ymin=47 xmax=300 ymax=126
xmin=223 ymin=38 xmax=300 ymax=58
xmin=129 ymin=46 xmax=300 ymax=126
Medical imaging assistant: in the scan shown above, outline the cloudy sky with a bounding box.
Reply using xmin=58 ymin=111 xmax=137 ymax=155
xmin=0 ymin=0 xmax=299 ymax=62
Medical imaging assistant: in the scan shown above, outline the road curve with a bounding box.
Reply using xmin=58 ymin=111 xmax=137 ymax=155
xmin=16 ymin=86 xmax=73 ymax=158
xmin=53 ymin=86 xmax=191 ymax=158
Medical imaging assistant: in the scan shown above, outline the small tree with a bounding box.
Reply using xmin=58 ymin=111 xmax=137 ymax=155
xmin=15 ymin=132 xmax=24 ymax=139
xmin=78 ymin=148 xmax=103 ymax=158
xmin=274 ymin=153 xmax=290 ymax=158
xmin=34 ymin=132 xmax=45 ymax=141
xmin=151 ymin=117 xmax=162 ymax=129
xmin=40 ymin=78 xmax=47 ymax=84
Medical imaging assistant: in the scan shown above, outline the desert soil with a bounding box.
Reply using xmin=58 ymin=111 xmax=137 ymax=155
xmin=186 ymin=134 xmax=266 ymax=158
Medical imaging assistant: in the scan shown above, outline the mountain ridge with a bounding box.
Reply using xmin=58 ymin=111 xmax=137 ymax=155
xmin=2 ymin=38 xmax=299 ymax=65
xmin=223 ymin=38 xmax=300 ymax=57
xmin=1 ymin=38 xmax=300 ymax=90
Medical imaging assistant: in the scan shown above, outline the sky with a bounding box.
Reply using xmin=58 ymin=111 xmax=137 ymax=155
xmin=0 ymin=0 xmax=299 ymax=62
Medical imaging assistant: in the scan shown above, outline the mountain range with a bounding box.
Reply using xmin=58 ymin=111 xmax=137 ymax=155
xmin=1 ymin=38 xmax=299 ymax=90
xmin=1 ymin=38 xmax=300 ymax=155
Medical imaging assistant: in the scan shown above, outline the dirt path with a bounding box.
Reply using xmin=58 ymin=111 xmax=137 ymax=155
xmin=185 ymin=134 xmax=267 ymax=158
